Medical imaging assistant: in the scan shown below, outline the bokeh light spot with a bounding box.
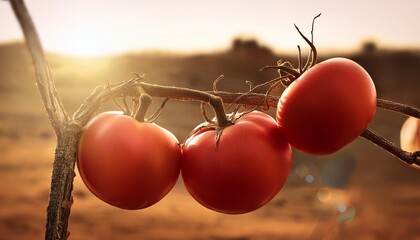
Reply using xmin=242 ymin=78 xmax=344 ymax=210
xmin=336 ymin=205 xmax=356 ymax=223
xmin=317 ymin=187 xmax=332 ymax=203
xmin=305 ymin=174 xmax=314 ymax=183
xmin=295 ymin=163 xmax=309 ymax=178
xmin=337 ymin=203 xmax=347 ymax=213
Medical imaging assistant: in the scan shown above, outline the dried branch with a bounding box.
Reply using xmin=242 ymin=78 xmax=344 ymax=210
xmin=360 ymin=128 xmax=420 ymax=166
xmin=377 ymin=99 xmax=420 ymax=118
xmin=10 ymin=0 xmax=69 ymax=136
xmin=9 ymin=1 xmax=76 ymax=239
xmin=72 ymin=79 xmax=278 ymax=127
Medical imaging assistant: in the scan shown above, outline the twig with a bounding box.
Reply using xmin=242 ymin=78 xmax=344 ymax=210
xmin=360 ymin=128 xmax=420 ymax=166
xmin=377 ymin=99 xmax=420 ymax=118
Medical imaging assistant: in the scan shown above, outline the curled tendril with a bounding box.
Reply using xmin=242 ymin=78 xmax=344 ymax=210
xmin=212 ymin=75 xmax=225 ymax=92
xmin=300 ymin=13 xmax=321 ymax=71
xmin=229 ymin=104 xmax=244 ymax=121
xmin=224 ymin=14 xmax=322 ymax=122
xmin=146 ymin=98 xmax=169 ymax=122
xmin=260 ymin=13 xmax=322 ymax=85
xmin=260 ymin=64 xmax=300 ymax=81
xmin=131 ymin=98 xmax=140 ymax=118
xmin=297 ymin=45 xmax=303 ymax=74
xmin=121 ymin=95 xmax=131 ymax=115
xmin=226 ymin=74 xmax=285 ymax=113
xmin=106 ymin=79 xmax=131 ymax=115
xmin=200 ymin=102 xmax=216 ymax=124
xmin=245 ymin=81 xmax=254 ymax=91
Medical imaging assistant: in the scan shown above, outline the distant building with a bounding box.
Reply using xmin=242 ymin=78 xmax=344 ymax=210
xmin=230 ymin=38 xmax=273 ymax=57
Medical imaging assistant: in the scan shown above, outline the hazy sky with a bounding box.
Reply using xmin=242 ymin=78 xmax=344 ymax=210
xmin=1 ymin=0 xmax=420 ymax=56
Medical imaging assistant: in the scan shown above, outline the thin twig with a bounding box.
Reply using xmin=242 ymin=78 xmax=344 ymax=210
xmin=200 ymin=102 xmax=215 ymax=123
xmin=147 ymin=98 xmax=170 ymax=122
xmin=377 ymin=99 xmax=420 ymax=118
xmin=360 ymin=128 xmax=420 ymax=166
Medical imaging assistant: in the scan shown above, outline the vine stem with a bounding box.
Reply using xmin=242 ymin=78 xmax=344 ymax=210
xmin=377 ymin=99 xmax=420 ymax=118
xmin=135 ymin=83 xmax=232 ymax=128
xmin=76 ymin=78 xmax=420 ymax=166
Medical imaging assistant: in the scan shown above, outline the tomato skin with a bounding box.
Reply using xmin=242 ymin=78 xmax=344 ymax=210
xmin=77 ymin=111 xmax=181 ymax=210
xmin=277 ymin=58 xmax=377 ymax=155
xmin=181 ymin=111 xmax=292 ymax=214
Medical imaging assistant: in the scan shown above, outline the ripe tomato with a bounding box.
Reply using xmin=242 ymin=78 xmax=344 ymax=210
xmin=277 ymin=58 xmax=376 ymax=155
xmin=77 ymin=111 xmax=181 ymax=210
xmin=400 ymin=116 xmax=420 ymax=152
xmin=181 ymin=111 xmax=292 ymax=214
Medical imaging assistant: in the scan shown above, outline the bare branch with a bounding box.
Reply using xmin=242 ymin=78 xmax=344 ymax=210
xmin=72 ymin=79 xmax=279 ymax=127
xmin=360 ymin=128 xmax=420 ymax=166
xmin=9 ymin=0 xmax=69 ymax=136
xmin=377 ymin=99 xmax=420 ymax=118
xmin=9 ymin=1 xmax=76 ymax=239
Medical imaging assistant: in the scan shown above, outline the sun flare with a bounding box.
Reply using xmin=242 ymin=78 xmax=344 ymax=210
xmin=48 ymin=22 xmax=127 ymax=57
xmin=45 ymin=18 xmax=131 ymax=57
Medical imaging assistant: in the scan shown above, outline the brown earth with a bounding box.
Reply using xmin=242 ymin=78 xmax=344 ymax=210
xmin=0 ymin=42 xmax=419 ymax=240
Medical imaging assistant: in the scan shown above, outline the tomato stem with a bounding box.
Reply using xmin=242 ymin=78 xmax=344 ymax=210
xmin=135 ymin=94 xmax=152 ymax=122
xmin=136 ymin=81 xmax=232 ymax=128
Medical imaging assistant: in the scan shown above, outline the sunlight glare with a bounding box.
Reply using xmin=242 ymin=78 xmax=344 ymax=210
xmin=49 ymin=21 xmax=125 ymax=57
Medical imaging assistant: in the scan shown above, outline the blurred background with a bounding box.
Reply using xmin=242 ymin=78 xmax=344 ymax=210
xmin=0 ymin=1 xmax=419 ymax=239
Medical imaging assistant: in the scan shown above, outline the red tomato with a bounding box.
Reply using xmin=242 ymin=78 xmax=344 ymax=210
xmin=277 ymin=58 xmax=376 ymax=155
xmin=77 ymin=111 xmax=181 ymax=210
xmin=181 ymin=111 xmax=292 ymax=214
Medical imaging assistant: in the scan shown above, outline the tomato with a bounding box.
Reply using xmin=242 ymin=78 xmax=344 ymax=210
xmin=400 ymin=116 xmax=420 ymax=152
xmin=181 ymin=111 xmax=292 ymax=214
xmin=77 ymin=111 xmax=181 ymax=210
xmin=277 ymin=58 xmax=376 ymax=155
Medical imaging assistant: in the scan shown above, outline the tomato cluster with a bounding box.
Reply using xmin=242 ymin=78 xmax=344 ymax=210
xmin=77 ymin=57 xmax=376 ymax=214
xmin=77 ymin=110 xmax=292 ymax=213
